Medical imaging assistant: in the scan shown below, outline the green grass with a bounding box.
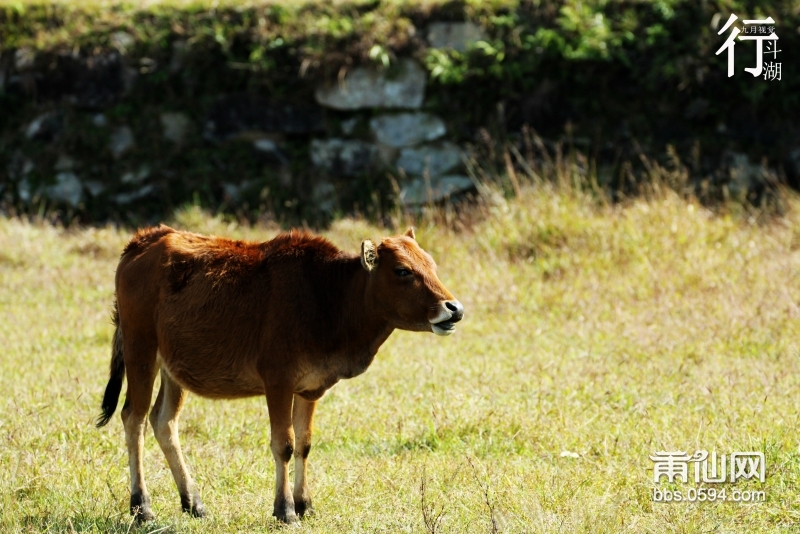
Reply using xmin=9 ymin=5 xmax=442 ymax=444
xmin=2 ymin=181 xmax=800 ymax=532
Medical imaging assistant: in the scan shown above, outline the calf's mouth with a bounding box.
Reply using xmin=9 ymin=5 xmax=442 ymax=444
xmin=431 ymin=320 xmax=457 ymax=336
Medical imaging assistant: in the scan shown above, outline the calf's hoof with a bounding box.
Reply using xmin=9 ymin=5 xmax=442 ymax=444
xmin=294 ymin=498 xmax=314 ymax=518
xmin=181 ymin=493 xmax=207 ymax=518
xmin=273 ymin=511 xmax=299 ymax=524
xmin=273 ymin=500 xmax=299 ymax=524
xmin=189 ymin=503 xmax=207 ymax=518
xmin=130 ymin=494 xmax=155 ymax=523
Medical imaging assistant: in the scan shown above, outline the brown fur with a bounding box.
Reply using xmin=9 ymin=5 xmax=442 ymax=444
xmin=98 ymin=225 xmax=463 ymax=523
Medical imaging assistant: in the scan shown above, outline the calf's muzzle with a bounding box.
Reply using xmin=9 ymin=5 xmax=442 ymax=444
xmin=430 ymin=299 xmax=464 ymax=336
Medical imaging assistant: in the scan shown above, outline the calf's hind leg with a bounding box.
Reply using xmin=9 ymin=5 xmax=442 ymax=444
xmin=150 ymin=369 xmax=206 ymax=517
xmin=120 ymin=337 xmax=159 ymax=522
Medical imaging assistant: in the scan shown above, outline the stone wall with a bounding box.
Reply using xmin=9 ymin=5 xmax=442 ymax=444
xmin=312 ymin=58 xmax=473 ymax=207
xmin=2 ymin=0 xmax=798 ymax=223
xmin=0 ymin=22 xmax=488 ymax=223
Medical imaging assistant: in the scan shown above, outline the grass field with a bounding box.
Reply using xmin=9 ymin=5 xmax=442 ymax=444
xmin=2 ymin=180 xmax=800 ymax=533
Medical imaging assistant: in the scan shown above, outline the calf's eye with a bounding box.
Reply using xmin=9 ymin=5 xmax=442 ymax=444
xmin=394 ymin=268 xmax=412 ymax=277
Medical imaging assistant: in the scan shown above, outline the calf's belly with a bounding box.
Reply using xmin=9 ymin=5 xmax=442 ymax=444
xmin=158 ymin=346 xmax=267 ymax=399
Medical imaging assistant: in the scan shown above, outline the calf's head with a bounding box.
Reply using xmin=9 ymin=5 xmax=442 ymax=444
xmin=361 ymin=228 xmax=464 ymax=336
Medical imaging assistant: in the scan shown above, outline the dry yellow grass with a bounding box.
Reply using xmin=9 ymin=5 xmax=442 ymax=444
xmin=1 ymin=182 xmax=799 ymax=532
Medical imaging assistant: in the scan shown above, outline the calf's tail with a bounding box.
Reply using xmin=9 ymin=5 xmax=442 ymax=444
xmin=96 ymin=301 xmax=125 ymax=428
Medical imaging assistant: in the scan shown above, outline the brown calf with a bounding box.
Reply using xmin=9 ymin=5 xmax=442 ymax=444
xmin=96 ymin=225 xmax=463 ymax=524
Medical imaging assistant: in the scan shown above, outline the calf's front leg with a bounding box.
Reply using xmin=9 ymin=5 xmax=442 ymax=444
xmin=266 ymin=386 xmax=297 ymax=524
xmin=292 ymin=395 xmax=317 ymax=517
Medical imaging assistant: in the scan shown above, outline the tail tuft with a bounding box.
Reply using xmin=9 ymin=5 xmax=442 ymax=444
xmin=96 ymin=301 xmax=125 ymax=427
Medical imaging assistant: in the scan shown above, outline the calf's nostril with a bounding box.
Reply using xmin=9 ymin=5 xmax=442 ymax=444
xmin=444 ymin=300 xmax=464 ymax=322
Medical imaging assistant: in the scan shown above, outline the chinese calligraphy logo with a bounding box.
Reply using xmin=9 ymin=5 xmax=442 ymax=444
xmin=716 ymin=14 xmax=781 ymax=80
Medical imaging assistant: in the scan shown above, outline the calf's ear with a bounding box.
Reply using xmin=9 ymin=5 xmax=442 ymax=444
xmin=361 ymin=239 xmax=378 ymax=271
xmin=404 ymin=227 xmax=416 ymax=240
